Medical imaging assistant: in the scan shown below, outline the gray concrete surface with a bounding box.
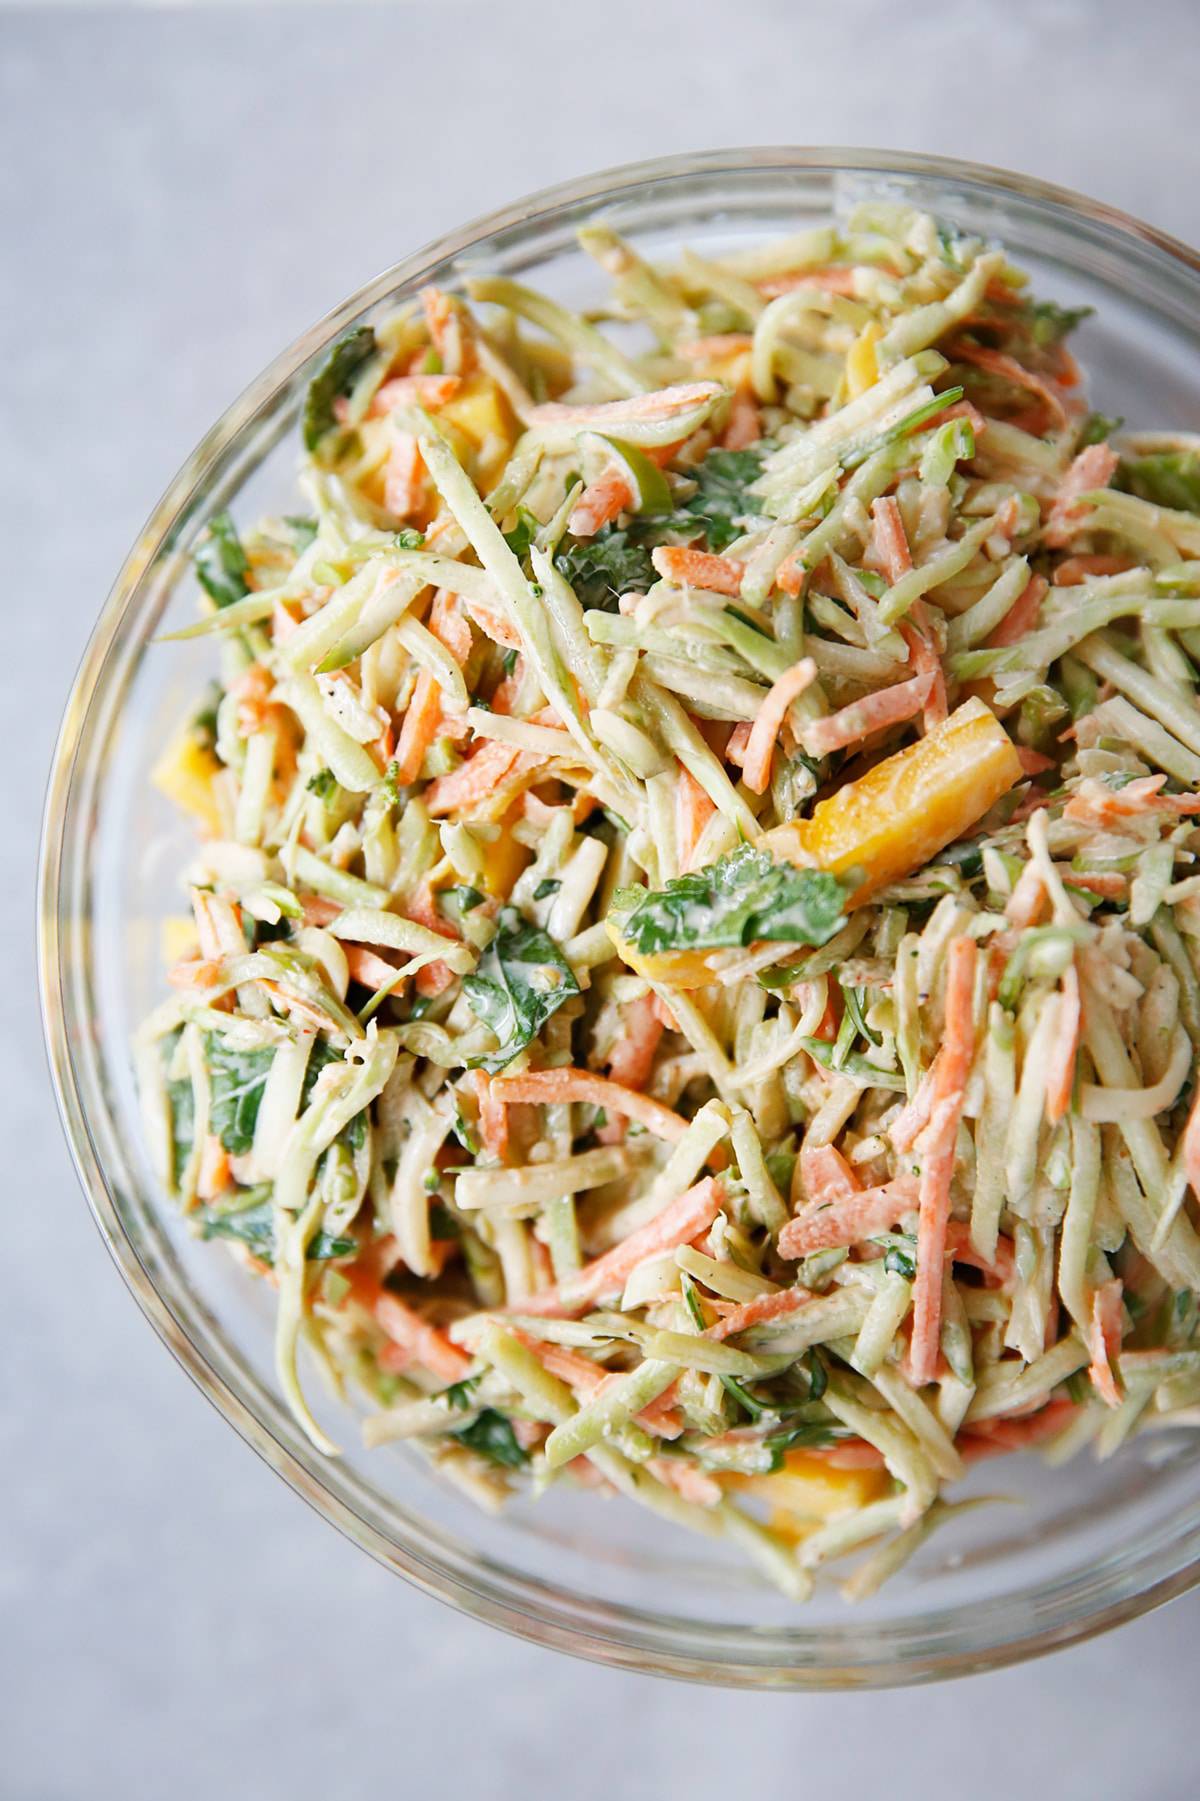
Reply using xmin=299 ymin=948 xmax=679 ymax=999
xmin=4 ymin=4 xmax=1200 ymax=1797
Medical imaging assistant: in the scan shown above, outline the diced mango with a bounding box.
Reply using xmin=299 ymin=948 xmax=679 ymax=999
xmin=845 ymin=321 xmax=882 ymax=398
xmin=480 ymin=825 xmax=531 ymax=899
xmin=763 ymin=698 xmax=1022 ymax=906
xmin=606 ymin=922 xmax=721 ymax=992
xmin=160 ymin=915 xmax=199 ymax=966
xmin=725 ymin=1449 xmax=888 ymax=1543
xmin=439 ymin=374 xmax=517 ymax=485
xmin=152 ymin=729 xmax=224 ymax=835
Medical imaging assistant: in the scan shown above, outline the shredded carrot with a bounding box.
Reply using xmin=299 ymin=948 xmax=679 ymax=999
xmin=1043 ymin=444 xmax=1119 ymax=547
xmin=756 ymin=266 xmax=863 ymax=298
xmin=424 ymin=738 xmax=523 ymax=816
xmin=778 ymin=1178 xmax=919 ymax=1258
xmin=888 ymin=1069 xmax=936 ymax=1155
xmin=867 ymin=495 xmax=912 ymax=585
xmin=741 ymin=655 xmax=818 ymax=793
xmin=943 ymin=1220 xmax=1015 ymax=1285
xmin=393 ymin=669 xmax=444 ymax=785
xmin=490 ymin=1067 xmax=688 ymax=1142
xmin=910 ymin=935 xmax=977 ymax=1385
xmin=513 ymin=1331 xmax=683 ymax=1437
xmin=420 ymin=285 xmax=476 ymax=375
xmin=197 ymin=1133 xmax=231 ymax=1201
xmin=470 ymin=1070 xmax=511 ymax=1163
xmin=428 ymin=586 xmax=472 ymax=662
xmin=960 ymin=1397 xmax=1077 ymax=1461
xmin=722 ymin=386 xmax=762 ymax=450
xmin=802 ymin=669 xmax=934 ymax=759
xmin=526 ymin=383 xmax=720 ymax=431
xmin=706 ymin=1286 xmax=811 ymax=1341
xmin=651 ymin=544 xmax=744 ymax=596
xmin=799 ymin=1141 xmax=861 ymax=1206
xmin=1014 ymin=746 xmax=1055 ymax=776
xmin=952 ymin=342 xmax=1070 ymax=431
xmin=343 ymin=944 xmax=405 ymax=992
xmin=1044 ymin=961 xmax=1081 ymax=1124
xmin=569 ymin=469 xmax=635 ymax=537
xmin=675 ymin=764 xmax=716 ymax=872
xmin=776 ymin=553 xmax=804 ymax=598
xmin=606 ymin=993 xmax=665 ymax=1090
xmin=724 ymin=719 xmax=752 ymax=768
xmin=371 ymin=373 xmax=462 ymax=415
xmin=1088 ymin=1279 xmax=1124 ymax=1408
xmin=985 ymin=573 xmax=1048 ymax=649
xmin=375 ymin=1294 xmax=472 ymax=1384
xmin=519 ymin=1177 xmax=725 ymax=1316
xmin=678 ymin=333 xmax=754 ymax=360
xmin=383 ymin=431 xmax=426 ymax=520
xmin=899 ymin=602 xmax=948 ymax=729
xmin=1052 ymin=553 xmax=1135 ymax=586
xmin=1005 ymin=860 xmax=1047 ymax=928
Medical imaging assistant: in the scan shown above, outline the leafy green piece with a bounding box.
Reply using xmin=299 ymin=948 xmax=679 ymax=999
xmin=429 ymin=1200 xmax=461 ymax=1239
xmin=764 ymin=1420 xmax=837 ymax=1464
xmin=614 ymin=846 xmax=848 ymax=956
xmin=437 ymin=884 xmax=485 ymax=922
xmin=1117 ymin=450 xmax=1200 ymax=513
xmin=167 ymin=1071 xmax=194 ymax=1187
xmin=1022 ymin=300 xmax=1093 ymax=347
xmin=306 ymin=768 xmax=338 ymax=804
xmin=443 ymin=1373 xmax=483 ymax=1410
xmin=197 ymin=1198 xmax=355 ymax=1263
xmin=462 ymin=907 xmax=581 ymax=1072
xmin=393 ymin=527 xmax=425 ymax=550
xmin=502 ymin=505 xmax=541 ymax=559
xmin=533 ymin=878 xmax=562 ymax=902
xmin=1079 ymin=412 xmax=1122 ymax=448
xmin=554 ymin=526 xmax=656 ymax=612
xmin=194 ymin=510 xmax=250 ymax=608
xmin=299 ymin=1039 xmax=367 ymax=1153
xmin=719 ymin=1375 xmax=771 ymax=1421
xmin=205 ymin=1035 xmax=275 ymax=1155
xmin=453 ymin=1407 xmax=529 ymax=1468
xmin=883 ymin=1243 xmax=917 ymax=1279
xmin=282 ymin=514 xmax=318 ymax=551
xmin=666 ymin=446 xmax=766 ymax=552
xmin=303 ymin=326 xmax=378 ymax=453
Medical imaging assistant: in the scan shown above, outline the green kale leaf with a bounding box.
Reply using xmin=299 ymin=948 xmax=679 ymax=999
xmin=1117 ymin=450 xmax=1200 ymax=513
xmin=453 ymin=1408 xmax=529 ymax=1468
xmin=1022 ymin=300 xmax=1093 ymax=347
xmin=194 ymin=510 xmax=250 ymax=608
xmin=666 ymin=446 xmax=767 ymax=552
xmin=303 ymin=326 xmax=378 ymax=454
xmin=613 ymin=845 xmax=848 ymax=955
xmin=462 ymin=906 xmax=581 ymax=1072
xmin=554 ymin=526 xmax=657 ymax=612
xmin=197 ymin=1198 xmax=355 ymax=1263
xmin=205 ymin=1035 xmax=275 ymax=1156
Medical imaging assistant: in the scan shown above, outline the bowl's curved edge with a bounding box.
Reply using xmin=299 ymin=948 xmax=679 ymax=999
xmin=36 ymin=144 xmax=1200 ymax=1688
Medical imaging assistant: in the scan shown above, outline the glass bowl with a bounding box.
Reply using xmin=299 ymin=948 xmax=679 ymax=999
xmin=39 ymin=147 xmax=1200 ymax=1688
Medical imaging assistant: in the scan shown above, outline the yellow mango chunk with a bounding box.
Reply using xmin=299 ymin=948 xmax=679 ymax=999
xmin=160 ymin=915 xmax=199 ymax=966
xmin=726 ymin=1449 xmax=888 ymax=1543
xmin=479 ymin=825 xmax=531 ymax=899
xmin=845 ymin=321 xmax=882 ymax=398
xmin=152 ymin=729 xmax=224 ymax=835
xmin=762 ymin=698 xmax=1022 ymax=906
xmin=439 ymin=374 xmax=517 ymax=485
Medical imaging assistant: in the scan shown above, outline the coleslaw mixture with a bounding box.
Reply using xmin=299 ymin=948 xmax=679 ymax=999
xmin=140 ymin=202 xmax=1200 ymax=1601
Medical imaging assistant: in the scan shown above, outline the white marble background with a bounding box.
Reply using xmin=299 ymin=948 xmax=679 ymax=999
xmin=5 ymin=3 xmax=1200 ymax=1796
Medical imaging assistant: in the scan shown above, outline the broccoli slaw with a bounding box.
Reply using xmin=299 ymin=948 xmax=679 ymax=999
xmin=139 ymin=200 xmax=1200 ymax=1602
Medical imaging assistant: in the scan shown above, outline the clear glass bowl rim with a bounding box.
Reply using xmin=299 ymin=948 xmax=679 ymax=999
xmin=37 ymin=145 xmax=1200 ymax=1689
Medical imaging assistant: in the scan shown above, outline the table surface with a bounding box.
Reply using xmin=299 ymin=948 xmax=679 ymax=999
xmin=5 ymin=5 xmax=1200 ymax=1797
